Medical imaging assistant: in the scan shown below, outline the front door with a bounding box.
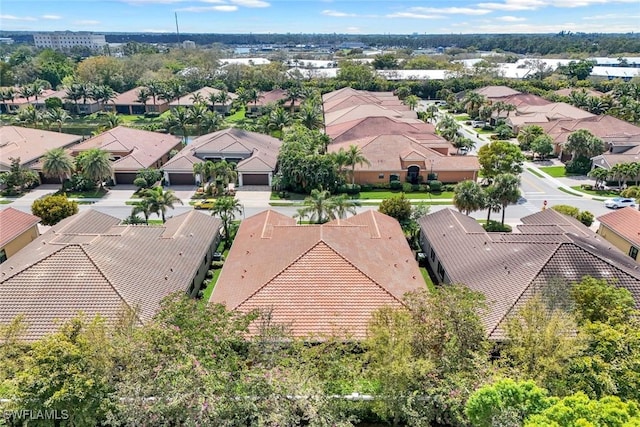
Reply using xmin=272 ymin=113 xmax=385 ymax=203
xmin=407 ymin=165 xmax=420 ymax=184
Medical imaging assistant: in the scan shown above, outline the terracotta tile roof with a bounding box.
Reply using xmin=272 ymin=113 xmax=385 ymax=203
xmin=501 ymin=93 xmax=552 ymax=107
xmin=0 ymin=208 xmax=40 ymax=248
xmin=70 ymin=126 xmax=181 ymax=171
xmin=169 ymin=86 xmax=237 ymax=107
xmin=0 ymin=209 xmax=222 ymax=341
xmin=473 ymin=86 xmax=521 ymax=98
xmin=249 ymin=89 xmax=297 ymax=107
xmin=111 ymin=87 xmax=163 ymax=106
xmin=554 ymin=88 xmax=604 ymax=98
xmin=324 ymin=104 xmax=417 ymax=127
xmin=540 ymin=115 xmax=640 ymax=145
xmin=163 ymin=128 xmax=282 ymax=172
xmin=324 ymin=93 xmax=408 ymax=113
xmin=0 ymin=126 xmax=82 ymax=170
xmin=328 ymin=134 xmax=480 ymax=173
xmin=597 ymin=207 xmax=640 ymax=247
xmin=211 ymin=210 xmax=423 ymax=339
xmin=326 ymin=116 xmax=440 ymax=144
xmin=516 ymin=102 xmax=594 ymax=121
xmin=419 ymin=208 xmax=640 ymax=340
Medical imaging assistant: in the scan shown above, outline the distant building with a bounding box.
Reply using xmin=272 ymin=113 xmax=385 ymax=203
xmin=33 ymin=32 xmax=107 ymax=50
xmin=0 ymin=37 xmax=14 ymax=45
xmin=182 ymin=40 xmax=196 ymax=49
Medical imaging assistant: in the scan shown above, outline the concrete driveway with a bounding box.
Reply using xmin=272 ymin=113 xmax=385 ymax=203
xmin=236 ymin=186 xmax=272 ymax=208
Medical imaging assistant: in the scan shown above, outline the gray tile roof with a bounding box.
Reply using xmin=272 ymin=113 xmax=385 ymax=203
xmin=0 ymin=209 xmax=221 ymax=341
xmin=419 ymin=208 xmax=640 ymax=340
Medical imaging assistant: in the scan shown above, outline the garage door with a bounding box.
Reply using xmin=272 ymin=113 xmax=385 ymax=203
xmin=242 ymin=173 xmax=269 ymax=185
xmin=115 ymin=173 xmax=137 ymax=185
xmin=168 ymin=173 xmax=196 ymax=186
xmin=39 ymin=173 xmax=61 ymax=184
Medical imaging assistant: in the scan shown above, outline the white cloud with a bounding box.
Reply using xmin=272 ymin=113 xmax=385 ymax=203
xmin=74 ymin=20 xmax=101 ymax=25
xmin=177 ymin=5 xmax=238 ymax=12
xmin=583 ymin=13 xmax=640 ymax=20
xmin=41 ymin=15 xmax=62 ymax=20
xmin=409 ymin=7 xmax=492 ymax=15
xmin=124 ymin=0 xmax=186 ymax=4
xmin=0 ymin=14 xmax=37 ymax=21
xmin=495 ymin=15 xmax=527 ymax=21
xmin=321 ymin=9 xmax=356 ymax=17
xmin=477 ymin=0 xmax=546 ymax=11
xmin=386 ymin=12 xmax=444 ymax=19
xmin=230 ymin=0 xmax=270 ymax=7
xmin=345 ymin=26 xmax=361 ymax=33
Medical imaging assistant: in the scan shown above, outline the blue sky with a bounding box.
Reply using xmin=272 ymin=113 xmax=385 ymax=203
xmin=1 ymin=0 xmax=639 ymax=34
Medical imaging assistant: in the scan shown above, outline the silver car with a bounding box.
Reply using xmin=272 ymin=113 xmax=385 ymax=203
xmin=604 ymin=197 xmax=636 ymax=209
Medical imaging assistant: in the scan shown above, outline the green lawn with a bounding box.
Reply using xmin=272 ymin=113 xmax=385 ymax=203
xmin=357 ymin=191 xmax=454 ymax=200
xmin=0 ymin=200 xmax=12 ymax=204
xmin=420 ymin=267 xmax=436 ymax=293
xmin=270 ymin=191 xmax=307 ymax=200
xmin=61 ymin=189 xmax=108 ymax=199
xmin=199 ymin=268 xmax=221 ymax=305
xmin=539 ymin=166 xmax=567 ymax=177
xmin=226 ymin=108 xmax=246 ymax=123
xmin=455 ymin=114 xmax=471 ymax=121
xmin=570 ymin=186 xmax=620 ymax=197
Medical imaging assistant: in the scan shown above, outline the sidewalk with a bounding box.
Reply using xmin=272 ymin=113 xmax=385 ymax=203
xmin=525 ymin=161 xmax=600 ymax=200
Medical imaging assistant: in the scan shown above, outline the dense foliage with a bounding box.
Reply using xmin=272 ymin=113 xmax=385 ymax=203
xmin=30 ymin=193 xmax=79 ymax=225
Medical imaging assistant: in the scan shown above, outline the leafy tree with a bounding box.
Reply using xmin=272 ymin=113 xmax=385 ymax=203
xmin=587 ymin=166 xmax=610 ymax=188
xmin=564 ymin=129 xmax=604 ymax=160
xmin=77 ymin=148 xmax=113 ymax=189
xmin=562 ymin=59 xmax=597 ymax=81
xmin=478 ymin=140 xmax=525 ymax=179
xmin=140 ymin=186 xmax=183 ymax=223
xmin=372 ymin=53 xmax=399 ymax=70
xmin=212 ymin=196 xmax=243 ymax=247
xmin=378 ymin=193 xmax=412 ymax=223
xmin=14 ymin=316 xmax=115 ymax=426
xmin=491 ymin=173 xmax=521 ymax=225
xmin=465 ymin=379 xmax=552 ymax=427
xmin=134 ymin=168 xmax=163 ymax=189
xmin=572 ymin=276 xmax=636 ymax=326
xmin=530 ymin=134 xmax=554 ymax=160
xmin=453 ymin=180 xmax=485 ymax=215
xmin=31 ymin=193 xmax=79 ymax=225
xmin=42 ymin=147 xmax=74 ymax=190
xmin=525 ymin=393 xmax=640 ymax=426
xmin=0 ymin=157 xmax=39 ymax=195
xmin=621 ymin=185 xmax=640 ymax=204
xmin=494 ymin=124 xmax=514 ymax=139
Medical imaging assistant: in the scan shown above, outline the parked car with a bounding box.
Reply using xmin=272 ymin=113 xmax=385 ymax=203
xmin=604 ymin=197 xmax=636 ymax=209
xmin=194 ymin=199 xmax=217 ymax=210
xmin=471 ymin=120 xmax=487 ymax=128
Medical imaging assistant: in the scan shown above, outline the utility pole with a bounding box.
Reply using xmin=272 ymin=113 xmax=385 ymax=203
xmin=175 ymin=12 xmax=181 ymax=44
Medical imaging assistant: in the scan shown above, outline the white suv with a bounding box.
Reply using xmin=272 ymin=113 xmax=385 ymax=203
xmin=604 ymin=197 xmax=636 ymax=209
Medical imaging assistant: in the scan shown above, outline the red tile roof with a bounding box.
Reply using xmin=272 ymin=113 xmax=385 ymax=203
xmin=597 ymin=207 xmax=640 ymax=247
xmin=210 ymin=210 xmax=424 ymax=339
xmin=0 ymin=208 xmax=40 ymax=248
xmin=0 ymin=126 xmax=83 ymax=169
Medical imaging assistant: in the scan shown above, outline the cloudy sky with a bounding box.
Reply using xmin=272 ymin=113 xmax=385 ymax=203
xmin=1 ymin=0 xmax=639 ymax=34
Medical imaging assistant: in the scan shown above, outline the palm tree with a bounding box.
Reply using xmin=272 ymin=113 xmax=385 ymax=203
xmin=610 ymin=163 xmax=632 ymax=189
xmin=136 ymin=87 xmax=151 ymax=113
xmin=201 ymin=111 xmax=223 ymax=133
xmin=211 ymin=196 xmax=243 ymax=247
xmin=188 ymin=103 xmax=208 ymax=135
xmin=425 ymin=104 xmax=439 ymax=123
xmin=517 ymin=125 xmax=544 ymax=152
xmin=452 ymin=136 xmax=475 ymax=155
xmin=463 ymin=91 xmax=486 ymax=118
xmin=42 ymin=148 xmax=74 ymax=190
xmin=104 ymin=112 xmax=121 ymax=129
xmin=330 ymin=194 xmax=357 ymax=219
xmin=403 ymin=95 xmax=420 ymax=111
xmin=285 ymin=85 xmax=302 ymax=113
xmin=213 ymin=160 xmax=237 ymax=194
xmin=503 ymin=103 xmax=517 ymax=117
xmin=491 ymin=173 xmax=521 ymax=225
xmin=436 ymin=114 xmax=460 ymax=142
xmin=47 ymin=108 xmax=70 ymax=133
xmin=483 ymin=186 xmax=502 ymax=223
xmin=164 ymin=106 xmax=192 ymax=144
xmin=564 ymin=129 xmax=604 ymax=160
xmin=17 ymin=105 xmax=41 ymax=128
xmin=345 ymin=144 xmax=370 ymax=185
xmin=453 ymin=180 xmax=485 ymax=215
xmin=267 ymin=107 xmax=292 ymax=133
xmin=331 ymin=148 xmax=350 ymax=182
xmin=300 ymin=188 xmax=333 ymax=224
xmin=19 ymin=85 xmax=35 ymax=103
xmin=140 ymin=186 xmax=183 ymax=223
xmin=78 ymin=148 xmax=113 ymax=189
xmin=146 ymin=80 xmax=163 ymax=108
xmin=93 ymin=85 xmax=116 ymax=111
xmin=131 ymin=198 xmax=153 ymax=224
xmin=587 ymin=167 xmax=610 ymax=189
xmin=298 ymin=101 xmax=323 ymax=130
xmin=65 ymin=83 xmax=84 ymax=115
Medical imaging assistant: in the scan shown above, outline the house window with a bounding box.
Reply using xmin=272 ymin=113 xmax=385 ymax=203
xmin=437 ymin=261 xmax=445 ymax=281
xmin=0 ymin=249 xmax=6 ymax=264
xmin=630 ymin=246 xmax=639 ymax=260
xmin=430 ymin=248 xmax=435 ymax=262
xmin=378 ymin=173 xmax=384 ymax=179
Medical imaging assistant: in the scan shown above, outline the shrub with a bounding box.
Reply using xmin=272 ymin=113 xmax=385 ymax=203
xmin=577 ymin=210 xmax=595 ymax=227
xmin=565 ymin=156 xmax=592 ymax=175
xmin=419 ymin=184 xmax=429 ymax=192
xmin=442 ymin=184 xmax=456 ymax=192
xmin=144 ymin=112 xmax=161 ymax=118
xmin=379 ymin=193 xmax=412 ymax=222
xmin=402 ymin=182 xmax=413 ymax=193
xmin=483 ymin=220 xmax=512 ymax=232
xmin=373 ymin=182 xmax=390 ymax=190
xmin=361 ymin=183 xmax=373 ymax=192
xmin=581 ymin=184 xmax=594 ymax=191
xmin=211 ymin=261 xmax=225 ymax=269
xmin=65 ymin=173 xmax=96 ymax=192
xmin=31 ymin=194 xmax=79 ymax=226
xmin=411 ymin=184 xmax=421 ymax=192
xmin=390 ymin=180 xmax=402 ymax=190
xmin=337 ymin=184 xmax=361 ymax=195
xmin=427 ymin=173 xmax=438 ymax=181
xmin=135 ymin=168 xmax=162 ymax=188
xmin=428 ymin=180 xmax=443 ymax=192
xmin=133 ymin=177 xmax=148 ymax=189
xmin=551 ymin=204 xmax=580 ymax=218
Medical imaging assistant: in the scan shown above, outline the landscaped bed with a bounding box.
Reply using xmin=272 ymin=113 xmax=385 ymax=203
xmin=570 ymin=185 xmax=620 ymax=197
xmin=357 ymin=190 xmax=454 ymax=200
xmin=59 ymin=189 xmax=108 ymax=199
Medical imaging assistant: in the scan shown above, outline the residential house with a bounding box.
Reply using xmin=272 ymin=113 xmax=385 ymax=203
xmin=597 ymin=207 xmax=640 ymax=261
xmin=162 ymin=128 xmax=282 ymax=186
xmin=325 ymin=116 xmax=443 ymax=146
xmin=0 ymin=126 xmax=83 ymax=180
xmin=554 ymin=88 xmax=604 ymax=98
xmin=472 ymin=85 xmax=521 ymax=100
xmin=210 ymin=210 xmax=424 ymax=339
xmin=169 ymin=86 xmax=237 ymax=115
xmin=245 ymin=88 xmax=299 ymax=115
xmin=323 ymin=92 xmax=408 ymax=114
xmin=329 ymin=134 xmax=479 ymax=184
xmin=324 ymin=104 xmax=418 ymax=127
xmin=0 ymin=209 xmax=222 ymax=341
xmin=418 ymin=208 xmax=640 ymax=340
xmin=0 ymin=208 xmax=40 ymax=263
xmin=108 ymin=87 xmax=169 ymax=115
xmin=68 ymin=126 xmax=182 ymax=184
xmin=505 ymin=102 xmax=594 ymax=133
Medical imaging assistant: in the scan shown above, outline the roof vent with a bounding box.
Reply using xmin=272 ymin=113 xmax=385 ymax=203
xmin=165 ymin=276 xmax=168 ymax=280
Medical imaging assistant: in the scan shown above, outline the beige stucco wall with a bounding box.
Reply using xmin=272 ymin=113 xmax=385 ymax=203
xmin=354 ymin=169 xmax=477 ymax=185
xmin=2 ymin=226 xmax=39 ymax=258
xmin=598 ymin=224 xmax=638 ymax=260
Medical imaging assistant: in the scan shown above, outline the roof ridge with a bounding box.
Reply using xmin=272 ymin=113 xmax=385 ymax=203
xmin=566 ymin=240 xmax=640 ymax=278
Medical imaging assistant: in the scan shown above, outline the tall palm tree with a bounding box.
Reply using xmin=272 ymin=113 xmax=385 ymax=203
xmin=42 ymin=148 xmax=74 ymax=190
xmin=503 ymin=103 xmax=517 ymax=117
xmin=298 ymin=101 xmax=323 ymax=130
xmin=18 ymin=105 xmax=41 ymax=128
xmin=47 ymin=107 xmax=70 ymax=133
xmin=301 ymin=188 xmax=333 ymax=224
xmin=146 ymin=80 xmax=163 ymax=108
xmin=96 ymin=85 xmax=116 ymax=112
xmin=436 ymin=114 xmax=460 ymax=142
xmin=331 ymin=148 xmax=350 ymax=183
xmin=425 ymin=104 xmax=439 ymax=123
xmin=140 ymin=186 xmax=183 ymax=223
xmin=517 ymin=125 xmax=544 ymax=151
xmin=267 ymin=107 xmax=292 ymax=133
xmin=131 ymin=198 xmax=153 ymax=224
xmin=164 ymin=106 xmax=192 ymax=144
xmin=330 ymin=194 xmax=357 ymax=219
xmin=201 ymin=111 xmax=223 ymax=133
xmin=211 ymin=196 xmax=243 ymax=247
xmin=19 ymin=85 xmax=35 ymax=103
xmin=65 ymin=83 xmax=84 ymax=115
xmin=345 ymin=144 xmax=370 ymax=185
xmin=214 ymin=160 xmax=237 ymax=193
xmin=403 ymin=95 xmax=420 ymax=111
xmin=463 ymin=91 xmax=486 ymax=118
xmin=78 ymin=148 xmax=113 ymax=189
xmin=587 ymin=167 xmax=610 ymax=189
xmin=483 ymin=186 xmax=502 ymax=223
xmin=188 ymin=103 xmax=208 ymax=135
xmin=491 ymin=173 xmax=521 ymax=225
xmin=453 ymin=180 xmax=485 ymax=216
xmin=136 ymin=87 xmax=151 ymax=113
xmin=190 ymin=92 xmax=205 ymax=105
xmin=285 ymin=85 xmax=302 ymax=113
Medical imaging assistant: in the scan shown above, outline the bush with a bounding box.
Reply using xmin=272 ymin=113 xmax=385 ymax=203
xmin=65 ymin=173 xmax=96 ymax=192
xmin=551 ymin=204 xmax=580 ymax=218
xmin=135 ymin=168 xmax=162 ymax=188
xmin=442 ymin=184 xmax=456 ymax=192
xmin=402 ymin=182 xmax=413 ymax=193
xmin=133 ymin=177 xmax=148 ymax=189
xmin=427 ymin=173 xmax=438 ymax=181
xmin=361 ymin=183 xmax=373 ymax=192
xmin=211 ymin=261 xmax=225 ymax=269
xmin=337 ymin=184 xmax=361 ymax=195
xmin=419 ymin=184 xmax=429 ymax=192
xmin=580 ymin=184 xmax=594 ymax=191
xmin=428 ymin=180 xmax=443 ymax=192
xmin=144 ymin=112 xmax=161 ymax=118
xmin=31 ymin=194 xmax=79 ymax=226
xmin=565 ymin=156 xmax=592 ymax=175
xmin=483 ymin=220 xmax=512 ymax=232
xmin=577 ymin=210 xmax=595 ymax=227
xmin=411 ymin=184 xmax=421 ymax=192
xmin=390 ymin=180 xmax=402 ymax=191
